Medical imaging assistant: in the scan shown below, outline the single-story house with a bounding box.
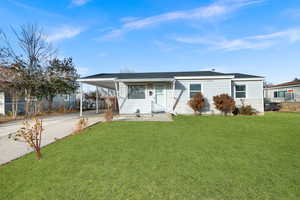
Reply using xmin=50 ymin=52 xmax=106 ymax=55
xmin=78 ymin=70 xmax=264 ymax=115
xmin=264 ymin=79 xmax=300 ymax=103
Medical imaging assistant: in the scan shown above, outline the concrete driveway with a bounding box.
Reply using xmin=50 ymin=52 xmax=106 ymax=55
xmin=0 ymin=111 xmax=103 ymax=165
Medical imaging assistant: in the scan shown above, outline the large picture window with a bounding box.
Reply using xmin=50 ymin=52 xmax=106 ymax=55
xmin=274 ymin=91 xmax=286 ymax=98
xmin=128 ymin=85 xmax=145 ymax=99
xmin=190 ymin=84 xmax=201 ymax=98
xmin=235 ymin=85 xmax=246 ymax=98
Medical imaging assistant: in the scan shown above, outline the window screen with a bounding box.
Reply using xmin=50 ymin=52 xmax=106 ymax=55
xmin=190 ymin=84 xmax=201 ymax=98
xmin=235 ymin=85 xmax=246 ymax=98
xmin=128 ymin=85 xmax=145 ymax=99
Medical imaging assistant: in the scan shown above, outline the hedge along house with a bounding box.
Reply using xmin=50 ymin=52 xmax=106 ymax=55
xmin=78 ymin=71 xmax=264 ymax=116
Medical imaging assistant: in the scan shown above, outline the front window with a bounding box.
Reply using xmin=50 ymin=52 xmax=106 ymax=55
xmin=190 ymin=84 xmax=201 ymax=98
xmin=128 ymin=85 xmax=145 ymax=99
xmin=235 ymin=85 xmax=246 ymax=98
xmin=274 ymin=91 xmax=286 ymax=98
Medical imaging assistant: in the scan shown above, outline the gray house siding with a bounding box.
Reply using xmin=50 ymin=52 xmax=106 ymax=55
xmin=117 ymin=78 xmax=264 ymax=115
xmin=264 ymin=86 xmax=300 ymax=103
xmin=79 ymin=71 xmax=264 ymax=115
xmin=174 ymin=79 xmax=232 ymax=114
xmin=118 ymin=82 xmax=173 ymax=114
xmin=233 ymin=80 xmax=264 ymax=113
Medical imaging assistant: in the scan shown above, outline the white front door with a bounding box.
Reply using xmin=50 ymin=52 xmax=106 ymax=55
xmin=152 ymin=85 xmax=166 ymax=113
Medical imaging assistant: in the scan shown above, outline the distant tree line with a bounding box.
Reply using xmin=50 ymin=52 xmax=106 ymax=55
xmin=0 ymin=24 xmax=79 ymax=117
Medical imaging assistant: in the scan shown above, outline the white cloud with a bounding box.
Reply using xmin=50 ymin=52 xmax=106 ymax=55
xmin=283 ymin=8 xmax=300 ymax=19
xmin=71 ymin=0 xmax=91 ymax=7
xmin=173 ymin=28 xmax=300 ymax=51
xmin=97 ymin=0 xmax=263 ymax=41
xmin=46 ymin=26 xmax=83 ymax=42
xmin=153 ymin=40 xmax=179 ymax=52
xmin=8 ymin=0 xmax=64 ymax=18
xmin=246 ymin=29 xmax=300 ymax=42
xmin=120 ymin=16 xmax=140 ymax=23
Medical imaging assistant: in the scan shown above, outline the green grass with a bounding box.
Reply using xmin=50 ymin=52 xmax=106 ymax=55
xmin=1 ymin=113 xmax=300 ymax=200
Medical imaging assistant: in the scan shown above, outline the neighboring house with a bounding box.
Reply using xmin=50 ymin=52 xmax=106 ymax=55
xmin=0 ymin=92 xmax=77 ymax=115
xmin=0 ymin=66 xmax=77 ymax=115
xmin=264 ymin=79 xmax=300 ymax=103
xmin=79 ymin=71 xmax=264 ymax=115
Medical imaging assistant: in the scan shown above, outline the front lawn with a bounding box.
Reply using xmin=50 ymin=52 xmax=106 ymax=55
xmin=1 ymin=113 xmax=299 ymax=200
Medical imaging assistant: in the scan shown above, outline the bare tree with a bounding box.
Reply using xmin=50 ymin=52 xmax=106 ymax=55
xmin=0 ymin=24 xmax=56 ymax=116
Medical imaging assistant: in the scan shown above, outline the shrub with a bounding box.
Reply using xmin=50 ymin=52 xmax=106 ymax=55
xmin=10 ymin=119 xmax=44 ymax=160
xmin=213 ymin=94 xmax=235 ymax=115
xmin=239 ymin=105 xmax=256 ymax=115
xmin=104 ymin=97 xmax=114 ymax=122
xmin=73 ymin=117 xmax=88 ymax=134
xmin=104 ymin=110 xmax=113 ymax=122
xmin=232 ymin=107 xmax=240 ymax=115
xmin=188 ymin=92 xmax=205 ymax=114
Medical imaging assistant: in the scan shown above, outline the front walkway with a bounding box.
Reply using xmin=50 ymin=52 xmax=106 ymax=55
xmin=0 ymin=111 xmax=103 ymax=165
xmin=114 ymin=113 xmax=173 ymax=121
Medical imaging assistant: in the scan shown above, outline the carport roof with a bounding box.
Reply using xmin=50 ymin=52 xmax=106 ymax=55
xmin=80 ymin=71 xmax=262 ymax=80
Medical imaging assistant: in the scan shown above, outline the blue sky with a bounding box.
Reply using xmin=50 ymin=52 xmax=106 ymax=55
xmin=0 ymin=0 xmax=299 ymax=83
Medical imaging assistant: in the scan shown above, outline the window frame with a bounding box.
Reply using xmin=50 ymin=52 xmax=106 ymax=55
xmin=235 ymin=84 xmax=246 ymax=99
xmin=189 ymin=83 xmax=202 ymax=98
xmin=127 ymin=85 xmax=146 ymax=99
xmin=274 ymin=90 xmax=287 ymax=98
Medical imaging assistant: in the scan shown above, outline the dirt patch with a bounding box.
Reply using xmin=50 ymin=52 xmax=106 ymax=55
xmin=280 ymin=102 xmax=300 ymax=112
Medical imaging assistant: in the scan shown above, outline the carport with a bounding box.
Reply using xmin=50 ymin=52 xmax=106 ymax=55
xmin=77 ymin=77 xmax=118 ymax=116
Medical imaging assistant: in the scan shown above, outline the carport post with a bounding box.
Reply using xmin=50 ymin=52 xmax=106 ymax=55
xmin=172 ymin=79 xmax=176 ymax=113
xmin=80 ymin=82 xmax=83 ymax=117
xmin=96 ymin=87 xmax=99 ymax=113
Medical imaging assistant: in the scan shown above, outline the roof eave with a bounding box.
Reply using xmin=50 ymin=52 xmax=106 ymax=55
xmin=174 ymin=75 xmax=234 ymax=80
xmin=233 ymin=77 xmax=265 ymax=81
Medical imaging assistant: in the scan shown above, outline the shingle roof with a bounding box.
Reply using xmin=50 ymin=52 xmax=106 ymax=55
xmin=266 ymin=80 xmax=300 ymax=88
xmin=225 ymin=73 xmax=263 ymax=79
xmin=81 ymin=71 xmax=262 ymax=80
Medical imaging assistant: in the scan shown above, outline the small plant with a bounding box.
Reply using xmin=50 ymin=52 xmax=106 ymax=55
xmin=104 ymin=97 xmax=114 ymax=122
xmin=188 ymin=92 xmax=205 ymax=115
xmin=239 ymin=105 xmax=256 ymax=115
xmin=10 ymin=118 xmax=44 ymax=160
xmin=232 ymin=107 xmax=240 ymax=115
xmin=136 ymin=109 xmax=141 ymax=117
xmin=104 ymin=110 xmax=113 ymax=122
xmin=73 ymin=117 xmax=88 ymax=134
xmin=213 ymin=94 xmax=235 ymax=116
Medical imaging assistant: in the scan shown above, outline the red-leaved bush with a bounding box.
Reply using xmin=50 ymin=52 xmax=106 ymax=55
xmin=188 ymin=92 xmax=205 ymax=114
xmin=213 ymin=94 xmax=235 ymax=115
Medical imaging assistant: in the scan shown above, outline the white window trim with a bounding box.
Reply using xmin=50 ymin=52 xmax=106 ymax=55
xmin=234 ymin=84 xmax=247 ymax=99
xmin=127 ymin=84 xmax=147 ymax=99
xmin=189 ymin=83 xmax=202 ymax=99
